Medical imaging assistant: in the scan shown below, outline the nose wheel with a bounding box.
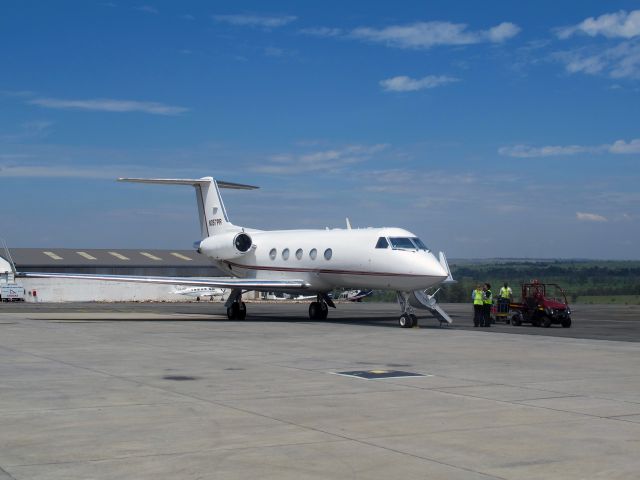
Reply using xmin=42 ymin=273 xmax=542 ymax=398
xmin=396 ymin=292 xmax=418 ymax=328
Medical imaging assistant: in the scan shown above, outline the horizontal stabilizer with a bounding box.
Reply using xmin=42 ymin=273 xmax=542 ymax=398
xmin=118 ymin=177 xmax=259 ymax=190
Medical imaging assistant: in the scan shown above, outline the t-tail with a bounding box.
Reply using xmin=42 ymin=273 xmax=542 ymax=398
xmin=118 ymin=177 xmax=258 ymax=239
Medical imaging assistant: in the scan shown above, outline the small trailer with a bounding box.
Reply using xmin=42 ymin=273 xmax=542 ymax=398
xmin=509 ymin=281 xmax=572 ymax=328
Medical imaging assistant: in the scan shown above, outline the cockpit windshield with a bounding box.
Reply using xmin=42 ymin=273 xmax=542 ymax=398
xmin=389 ymin=237 xmax=417 ymax=250
xmin=410 ymin=237 xmax=429 ymax=251
xmin=388 ymin=237 xmax=430 ymax=251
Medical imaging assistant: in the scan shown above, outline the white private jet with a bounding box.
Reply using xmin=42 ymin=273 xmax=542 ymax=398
xmin=15 ymin=177 xmax=455 ymax=327
xmin=173 ymin=286 xmax=225 ymax=301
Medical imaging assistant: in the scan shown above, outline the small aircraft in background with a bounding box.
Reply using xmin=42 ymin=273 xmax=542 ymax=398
xmin=173 ymin=286 xmax=225 ymax=301
xmin=16 ymin=176 xmax=455 ymax=328
xmin=338 ymin=289 xmax=374 ymax=302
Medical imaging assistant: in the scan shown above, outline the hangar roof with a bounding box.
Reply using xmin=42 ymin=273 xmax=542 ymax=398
xmin=1 ymin=248 xmax=213 ymax=268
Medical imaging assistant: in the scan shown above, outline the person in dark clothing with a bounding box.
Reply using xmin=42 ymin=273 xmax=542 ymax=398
xmin=482 ymin=283 xmax=493 ymax=327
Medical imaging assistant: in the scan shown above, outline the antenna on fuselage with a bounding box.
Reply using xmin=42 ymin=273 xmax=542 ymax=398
xmin=345 ymin=217 xmax=352 ymax=230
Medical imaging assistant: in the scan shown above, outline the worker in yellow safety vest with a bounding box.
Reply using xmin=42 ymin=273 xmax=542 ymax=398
xmin=498 ymin=282 xmax=513 ymax=315
xmin=472 ymin=284 xmax=484 ymax=327
xmin=482 ymin=283 xmax=493 ymax=327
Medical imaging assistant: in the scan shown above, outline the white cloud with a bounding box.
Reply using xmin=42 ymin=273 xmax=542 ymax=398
xmin=380 ymin=75 xmax=459 ymax=92
xmin=576 ymin=212 xmax=608 ymax=222
xmin=254 ymin=144 xmax=389 ymax=174
xmin=135 ymin=5 xmax=158 ymax=15
xmin=557 ymin=10 xmax=640 ymax=39
xmin=498 ymin=144 xmax=599 ymax=158
xmin=554 ymin=40 xmax=640 ymax=79
xmin=28 ymin=97 xmax=188 ymax=115
xmin=213 ymin=14 xmax=296 ymax=28
xmin=299 ymin=27 xmax=343 ymax=37
xmin=499 ymin=139 xmax=640 ymax=157
xmin=487 ymin=22 xmax=522 ymax=42
xmin=351 ymin=21 xmax=520 ymax=49
xmin=609 ymin=139 xmax=640 ymax=153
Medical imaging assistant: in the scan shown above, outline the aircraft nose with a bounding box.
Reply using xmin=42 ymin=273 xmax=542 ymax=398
xmin=425 ymin=253 xmax=448 ymax=280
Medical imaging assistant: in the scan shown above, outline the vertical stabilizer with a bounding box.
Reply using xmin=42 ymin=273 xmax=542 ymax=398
xmin=118 ymin=177 xmax=258 ymax=239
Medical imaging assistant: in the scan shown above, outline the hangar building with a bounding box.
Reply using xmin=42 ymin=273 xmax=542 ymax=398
xmin=0 ymin=248 xmax=226 ymax=303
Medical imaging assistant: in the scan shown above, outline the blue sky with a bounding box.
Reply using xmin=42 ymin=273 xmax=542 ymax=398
xmin=1 ymin=1 xmax=639 ymax=258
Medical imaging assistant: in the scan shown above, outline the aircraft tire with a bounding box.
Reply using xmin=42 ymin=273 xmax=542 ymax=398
xmin=410 ymin=314 xmax=418 ymax=327
xmin=319 ymin=302 xmax=329 ymax=320
xmin=399 ymin=314 xmax=413 ymax=328
xmin=309 ymin=302 xmax=320 ymax=320
xmin=227 ymin=302 xmax=246 ymax=320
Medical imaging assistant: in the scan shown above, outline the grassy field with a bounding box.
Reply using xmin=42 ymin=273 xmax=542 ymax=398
xmin=575 ymin=295 xmax=640 ymax=305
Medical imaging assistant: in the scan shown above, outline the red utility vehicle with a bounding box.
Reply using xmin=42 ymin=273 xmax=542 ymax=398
xmin=510 ymin=281 xmax=572 ymax=328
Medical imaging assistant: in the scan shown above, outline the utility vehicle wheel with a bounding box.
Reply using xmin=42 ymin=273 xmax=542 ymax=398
xmin=532 ymin=318 xmax=541 ymax=327
xmin=399 ymin=314 xmax=413 ymax=328
xmin=543 ymin=317 xmax=552 ymax=328
xmin=511 ymin=314 xmax=522 ymax=326
xmin=561 ymin=317 xmax=572 ymax=328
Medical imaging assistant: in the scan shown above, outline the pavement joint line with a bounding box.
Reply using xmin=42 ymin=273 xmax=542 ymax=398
xmin=5 ymin=439 xmax=350 ymax=469
xmin=0 ymin=466 xmax=17 ymax=480
xmin=382 ymin=376 xmax=640 ymax=411
xmin=358 ymin=417 xmax=593 ymax=440
xmin=427 ymin=388 xmax=640 ymax=422
xmin=0 ymin=401 xmax=199 ymax=417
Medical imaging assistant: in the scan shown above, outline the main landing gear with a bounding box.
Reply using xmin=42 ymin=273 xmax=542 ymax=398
xmin=225 ymin=289 xmax=246 ymax=320
xmin=396 ymin=291 xmax=418 ymax=328
xmin=308 ymin=294 xmax=335 ymax=320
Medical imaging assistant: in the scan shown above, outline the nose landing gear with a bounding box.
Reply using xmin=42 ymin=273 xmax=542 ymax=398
xmin=396 ymin=292 xmax=418 ymax=328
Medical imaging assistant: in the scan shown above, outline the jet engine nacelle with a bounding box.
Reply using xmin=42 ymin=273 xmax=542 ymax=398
xmin=199 ymin=232 xmax=253 ymax=260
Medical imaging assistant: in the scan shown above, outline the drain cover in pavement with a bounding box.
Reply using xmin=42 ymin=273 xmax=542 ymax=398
xmin=332 ymin=370 xmax=426 ymax=379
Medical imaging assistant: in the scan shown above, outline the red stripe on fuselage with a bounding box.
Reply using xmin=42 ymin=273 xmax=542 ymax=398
xmin=225 ymin=261 xmax=430 ymax=277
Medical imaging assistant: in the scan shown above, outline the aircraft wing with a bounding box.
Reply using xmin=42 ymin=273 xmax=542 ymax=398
xmin=17 ymin=272 xmax=310 ymax=290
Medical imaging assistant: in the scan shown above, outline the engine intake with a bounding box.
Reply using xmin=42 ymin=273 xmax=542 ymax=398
xmin=199 ymin=232 xmax=253 ymax=260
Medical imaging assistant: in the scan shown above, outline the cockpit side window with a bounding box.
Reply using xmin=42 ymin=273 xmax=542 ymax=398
xmin=410 ymin=237 xmax=429 ymax=251
xmin=389 ymin=237 xmax=416 ymax=250
xmin=375 ymin=237 xmax=389 ymax=249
